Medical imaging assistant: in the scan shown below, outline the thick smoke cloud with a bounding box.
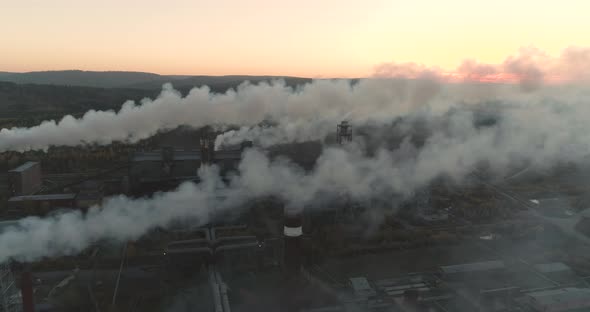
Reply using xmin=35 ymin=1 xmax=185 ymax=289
xmin=2 ymin=93 xmax=590 ymax=262
xmin=218 ymin=47 xmax=590 ymax=148
xmin=3 ymin=47 xmax=590 ymax=152
xmin=0 ymin=168 xmax=219 ymax=262
xmin=2 ymin=46 xmax=590 ymax=262
xmin=0 ymin=79 xmax=433 ymax=152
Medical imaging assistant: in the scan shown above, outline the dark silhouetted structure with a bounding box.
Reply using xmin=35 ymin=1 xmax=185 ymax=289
xmin=8 ymin=162 xmax=42 ymax=196
xmin=283 ymin=207 xmax=303 ymax=277
xmin=336 ymin=121 xmax=352 ymax=145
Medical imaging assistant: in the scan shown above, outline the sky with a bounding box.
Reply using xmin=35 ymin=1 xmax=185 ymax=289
xmin=1 ymin=0 xmax=590 ymax=77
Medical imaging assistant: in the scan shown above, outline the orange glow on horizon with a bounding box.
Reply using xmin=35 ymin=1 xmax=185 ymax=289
xmin=440 ymin=72 xmax=566 ymax=85
xmin=2 ymin=1 xmax=590 ymax=78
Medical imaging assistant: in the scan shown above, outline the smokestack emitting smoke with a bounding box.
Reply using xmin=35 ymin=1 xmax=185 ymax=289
xmin=0 ymin=79 xmax=429 ymax=152
xmin=1 ymin=46 xmax=590 ymax=262
xmin=283 ymin=206 xmax=303 ymax=275
xmin=2 ymin=94 xmax=590 ymax=263
xmin=20 ymin=264 xmax=34 ymax=312
xmin=3 ymin=47 xmax=590 ymax=153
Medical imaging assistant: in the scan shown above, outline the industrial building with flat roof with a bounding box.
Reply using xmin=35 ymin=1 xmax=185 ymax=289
xmin=7 ymin=161 xmax=42 ymax=196
xmin=128 ymin=141 xmax=249 ymax=194
xmin=523 ymin=287 xmax=590 ymax=312
xmin=7 ymin=193 xmax=80 ymax=215
xmin=439 ymin=260 xmax=505 ymax=277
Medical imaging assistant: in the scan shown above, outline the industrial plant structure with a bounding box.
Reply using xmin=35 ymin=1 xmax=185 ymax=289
xmin=7 ymin=162 xmax=41 ymax=197
xmin=1 ymin=122 xmax=590 ymax=312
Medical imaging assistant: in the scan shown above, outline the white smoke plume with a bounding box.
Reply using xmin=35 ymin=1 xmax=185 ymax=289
xmin=0 ymin=168 xmax=221 ymax=262
xmin=1 ymin=47 xmax=590 ymax=262
xmin=2 ymin=92 xmax=590 ymax=262
xmin=2 ymin=47 xmax=589 ymax=152
xmin=216 ymin=46 xmax=590 ymax=149
xmin=0 ymin=79 xmax=434 ymax=152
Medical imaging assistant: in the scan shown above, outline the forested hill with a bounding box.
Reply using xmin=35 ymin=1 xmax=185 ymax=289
xmin=0 ymin=74 xmax=313 ymax=128
xmin=0 ymin=82 xmax=157 ymax=127
xmin=0 ymin=70 xmax=311 ymax=89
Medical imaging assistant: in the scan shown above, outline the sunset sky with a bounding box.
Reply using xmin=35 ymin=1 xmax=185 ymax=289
xmin=2 ymin=0 xmax=589 ymax=77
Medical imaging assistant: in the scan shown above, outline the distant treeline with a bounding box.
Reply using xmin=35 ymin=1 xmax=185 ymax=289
xmin=0 ymin=70 xmax=313 ymax=89
xmin=0 ymin=81 xmax=158 ymax=122
xmin=0 ymin=74 xmax=313 ymax=127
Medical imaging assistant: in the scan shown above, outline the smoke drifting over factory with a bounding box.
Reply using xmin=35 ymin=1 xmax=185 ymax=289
xmin=2 ymin=50 xmax=590 ymax=154
xmin=2 ymin=90 xmax=590 ymax=262
xmin=3 ymin=60 xmax=590 ymax=311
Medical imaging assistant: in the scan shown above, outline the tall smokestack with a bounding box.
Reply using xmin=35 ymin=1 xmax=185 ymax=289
xmin=20 ymin=264 xmax=34 ymax=312
xmin=200 ymin=127 xmax=215 ymax=166
xmin=283 ymin=206 xmax=303 ymax=277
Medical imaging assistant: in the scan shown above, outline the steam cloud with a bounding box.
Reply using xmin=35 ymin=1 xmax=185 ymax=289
xmin=2 ymin=46 xmax=590 ymax=152
xmin=1 ymin=46 xmax=590 ymax=262
xmin=0 ymin=79 xmax=433 ymax=152
xmin=2 ymin=92 xmax=590 ymax=262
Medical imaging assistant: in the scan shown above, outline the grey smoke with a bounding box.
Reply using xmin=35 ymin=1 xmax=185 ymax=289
xmin=216 ymin=47 xmax=590 ymax=148
xmin=0 ymin=79 xmax=433 ymax=152
xmin=2 ymin=47 xmax=590 ymax=262
xmin=2 ymin=92 xmax=590 ymax=262
xmin=2 ymin=47 xmax=590 ymax=153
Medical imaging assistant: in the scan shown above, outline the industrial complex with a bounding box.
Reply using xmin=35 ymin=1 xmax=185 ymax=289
xmin=1 ymin=121 xmax=590 ymax=312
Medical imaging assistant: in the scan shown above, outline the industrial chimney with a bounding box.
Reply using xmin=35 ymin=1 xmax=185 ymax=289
xmin=161 ymin=146 xmax=175 ymax=175
xmin=20 ymin=264 xmax=34 ymax=312
xmin=283 ymin=206 xmax=303 ymax=277
xmin=200 ymin=128 xmax=216 ymax=166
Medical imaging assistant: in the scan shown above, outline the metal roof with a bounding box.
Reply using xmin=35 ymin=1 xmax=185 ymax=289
xmin=131 ymin=149 xmax=242 ymax=162
xmin=350 ymin=277 xmax=372 ymax=291
xmin=439 ymin=260 xmax=505 ymax=274
xmin=534 ymin=262 xmax=572 ymax=273
xmin=8 ymin=193 xmax=77 ymax=202
xmin=213 ymin=150 xmax=242 ymax=160
xmin=131 ymin=151 xmax=201 ymax=162
xmin=215 ymin=243 xmax=259 ymax=252
xmin=526 ymin=287 xmax=590 ymax=307
xmin=75 ymin=191 xmax=103 ymax=201
xmin=138 ymin=176 xmax=200 ymax=183
xmin=8 ymin=161 xmax=39 ymax=173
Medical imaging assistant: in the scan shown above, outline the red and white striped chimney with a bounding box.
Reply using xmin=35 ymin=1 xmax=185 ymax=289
xmin=20 ymin=264 xmax=34 ymax=312
xmin=283 ymin=206 xmax=303 ymax=276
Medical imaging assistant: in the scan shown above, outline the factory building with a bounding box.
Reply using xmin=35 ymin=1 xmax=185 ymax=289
xmin=128 ymin=141 xmax=251 ymax=194
xmin=8 ymin=162 xmax=42 ymax=196
xmin=349 ymin=277 xmax=377 ymax=300
xmin=128 ymin=148 xmax=200 ymax=194
xmin=438 ymin=260 xmax=506 ymax=280
xmin=7 ymin=193 xmax=77 ymax=215
xmin=0 ymin=240 xmax=22 ymax=312
xmin=74 ymin=190 xmax=103 ymax=209
xmin=46 ymin=180 xmax=105 ymax=210
xmin=5 ymin=179 xmax=104 ymax=216
xmin=164 ymin=225 xmax=271 ymax=275
xmin=283 ymin=206 xmax=304 ymax=276
xmin=534 ymin=263 xmax=579 ymax=285
xmin=165 ymin=238 xmax=213 ymax=273
xmin=214 ymin=235 xmax=265 ymax=275
xmin=522 ymin=287 xmax=590 ymax=312
xmin=0 ymin=262 xmax=22 ymax=312
xmin=5 ymin=121 xmax=590 ymax=312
